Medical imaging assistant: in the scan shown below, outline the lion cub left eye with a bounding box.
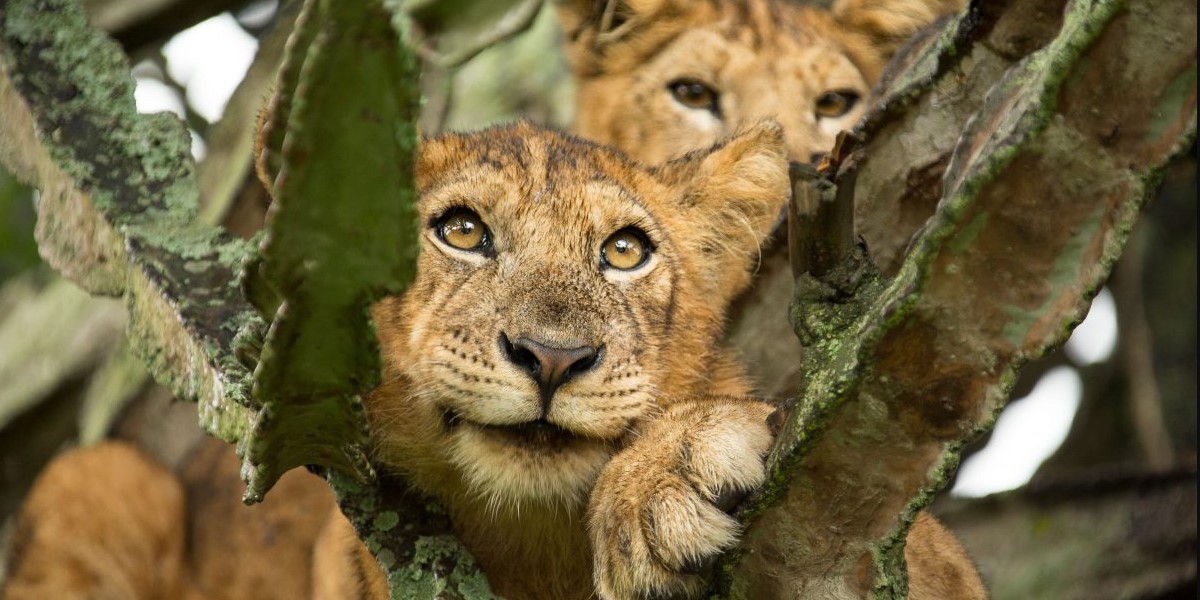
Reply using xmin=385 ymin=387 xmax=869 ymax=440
xmin=667 ymin=78 xmax=720 ymax=116
xmin=815 ymin=89 xmax=861 ymax=118
xmin=435 ymin=207 xmax=492 ymax=253
xmin=601 ymin=227 xmax=652 ymax=271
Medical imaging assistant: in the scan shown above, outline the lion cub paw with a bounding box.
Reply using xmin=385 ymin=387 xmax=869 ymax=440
xmin=588 ymin=399 xmax=775 ymax=600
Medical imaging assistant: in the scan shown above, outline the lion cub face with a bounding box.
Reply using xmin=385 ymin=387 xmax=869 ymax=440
xmin=367 ymin=122 xmax=788 ymax=509
xmin=557 ymin=0 xmax=962 ymax=164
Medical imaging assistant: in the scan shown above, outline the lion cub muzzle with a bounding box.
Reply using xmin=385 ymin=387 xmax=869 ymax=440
xmin=500 ymin=332 xmax=603 ymax=414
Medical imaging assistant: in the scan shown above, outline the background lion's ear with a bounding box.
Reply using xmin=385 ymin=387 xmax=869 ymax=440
xmin=554 ymin=0 xmax=696 ymax=76
xmin=830 ymin=0 xmax=964 ymax=81
xmin=659 ymin=120 xmax=791 ymax=300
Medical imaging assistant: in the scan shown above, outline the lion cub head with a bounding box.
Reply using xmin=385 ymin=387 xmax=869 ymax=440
xmin=557 ymin=0 xmax=962 ymax=165
xmin=367 ymin=121 xmax=788 ymax=510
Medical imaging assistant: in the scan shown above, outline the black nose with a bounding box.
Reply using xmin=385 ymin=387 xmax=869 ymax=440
xmin=501 ymin=333 xmax=601 ymax=411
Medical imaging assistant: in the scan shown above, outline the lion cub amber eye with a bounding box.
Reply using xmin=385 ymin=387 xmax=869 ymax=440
xmin=435 ymin=208 xmax=490 ymax=251
xmin=815 ymin=90 xmax=861 ymax=118
xmin=667 ymin=78 xmax=720 ymax=115
xmin=601 ymin=228 xmax=652 ymax=271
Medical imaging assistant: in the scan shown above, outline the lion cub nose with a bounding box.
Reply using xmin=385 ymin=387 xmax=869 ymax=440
xmin=501 ymin=334 xmax=601 ymax=406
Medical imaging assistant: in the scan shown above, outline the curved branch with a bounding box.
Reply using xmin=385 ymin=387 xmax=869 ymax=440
xmin=720 ymin=0 xmax=1197 ymax=597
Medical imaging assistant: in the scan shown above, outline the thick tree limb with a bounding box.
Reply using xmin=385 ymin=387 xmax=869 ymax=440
xmin=0 ymin=0 xmax=259 ymax=445
xmin=0 ymin=0 xmax=499 ymax=596
xmin=719 ymin=0 xmax=1197 ymax=598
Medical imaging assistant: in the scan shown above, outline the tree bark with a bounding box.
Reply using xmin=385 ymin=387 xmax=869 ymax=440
xmin=720 ymin=1 xmax=1197 ymax=597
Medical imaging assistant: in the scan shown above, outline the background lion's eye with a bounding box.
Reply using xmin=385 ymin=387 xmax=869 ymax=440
xmin=667 ymin=79 xmax=720 ymax=115
xmin=436 ymin=208 xmax=490 ymax=251
xmin=815 ymin=90 xmax=861 ymax=118
xmin=601 ymin=228 xmax=652 ymax=271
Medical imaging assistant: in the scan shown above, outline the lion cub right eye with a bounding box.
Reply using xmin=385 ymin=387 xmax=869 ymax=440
xmin=601 ymin=227 xmax=652 ymax=271
xmin=435 ymin=208 xmax=492 ymax=253
xmin=667 ymin=78 xmax=720 ymax=116
xmin=814 ymin=89 xmax=861 ymax=119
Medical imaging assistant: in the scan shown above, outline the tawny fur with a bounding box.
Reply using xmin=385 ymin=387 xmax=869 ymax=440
xmin=557 ymin=0 xmax=963 ymax=165
xmin=2 ymin=439 xmax=334 ymax=600
xmin=3 ymin=444 xmax=186 ymax=600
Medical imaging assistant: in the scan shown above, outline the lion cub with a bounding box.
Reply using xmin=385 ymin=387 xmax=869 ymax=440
xmin=3 ymin=122 xmax=786 ymax=600
xmin=556 ymin=0 xmax=963 ymax=165
xmin=320 ymin=121 xmax=791 ymax=599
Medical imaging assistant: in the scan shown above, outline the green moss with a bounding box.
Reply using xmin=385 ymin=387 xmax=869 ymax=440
xmin=374 ymin=510 xmax=401 ymax=532
xmin=946 ymin=211 xmax=989 ymax=256
xmin=244 ymin=0 xmax=422 ymax=501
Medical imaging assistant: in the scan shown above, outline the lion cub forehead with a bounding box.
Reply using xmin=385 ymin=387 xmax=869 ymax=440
xmin=416 ymin=122 xmax=672 ymax=213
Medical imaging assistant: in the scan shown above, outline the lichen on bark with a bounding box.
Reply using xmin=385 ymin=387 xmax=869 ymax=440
xmin=0 ymin=0 xmax=262 ymax=446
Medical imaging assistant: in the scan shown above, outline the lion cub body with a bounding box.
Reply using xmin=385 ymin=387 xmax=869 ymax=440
xmin=557 ymin=0 xmax=965 ymax=400
xmin=557 ymin=1 xmax=986 ymax=598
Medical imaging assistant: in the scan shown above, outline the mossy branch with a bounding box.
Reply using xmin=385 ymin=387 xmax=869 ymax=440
xmin=718 ymin=1 xmax=1197 ymax=598
xmin=0 ymin=0 xmax=497 ymax=596
xmin=246 ymin=0 xmax=502 ymax=595
xmin=0 ymin=0 xmax=260 ymax=447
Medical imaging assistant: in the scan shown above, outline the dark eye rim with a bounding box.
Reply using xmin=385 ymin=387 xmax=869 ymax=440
xmin=600 ymin=226 xmax=655 ymax=271
xmin=815 ymin=89 xmax=862 ymax=118
xmin=432 ymin=206 xmax=494 ymax=256
xmin=666 ymin=77 xmax=721 ymax=117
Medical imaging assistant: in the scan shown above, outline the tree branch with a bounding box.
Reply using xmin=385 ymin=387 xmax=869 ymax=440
xmin=719 ymin=0 xmax=1197 ymax=597
xmin=1 ymin=0 xmax=259 ymax=445
xmin=0 ymin=1 xmax=497 ymax=596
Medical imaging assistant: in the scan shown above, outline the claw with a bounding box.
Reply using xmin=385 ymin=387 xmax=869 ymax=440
xmin=678 ymin=552 xmax=716 ymax=576
xmin=711 ymin=487 xmax=748 ymax=513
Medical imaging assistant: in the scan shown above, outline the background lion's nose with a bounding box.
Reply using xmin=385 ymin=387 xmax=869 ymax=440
xmin=501 ymin=333 xmax=601 ymax=408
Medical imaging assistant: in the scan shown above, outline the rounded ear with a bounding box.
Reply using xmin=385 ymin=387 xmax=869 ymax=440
xmin=553 ymin=0 xmax=696 ymax=76
xmin=830 ymin=0 xmax=965 ymax=81
xmin=656 ymin=120 xmax=791 ymax=300
xmin=413 ymin=132 xmax=461 ymax=192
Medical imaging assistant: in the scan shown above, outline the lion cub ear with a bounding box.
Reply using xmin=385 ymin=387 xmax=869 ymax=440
xmin=413 ymin=132 xmax=472 ymax=192
xmin=555 ymin=0 xmax=696 ymax=75
xmin=831 ymin=0 xmax=964 ymax=81
xmin=658 ymin=121 xmax=791 ymax=300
